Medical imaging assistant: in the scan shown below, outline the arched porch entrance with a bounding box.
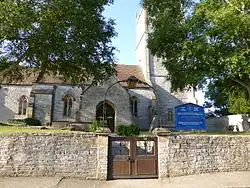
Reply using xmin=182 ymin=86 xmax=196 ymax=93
xmin=96 ymin=101 xmax=115 ymax=132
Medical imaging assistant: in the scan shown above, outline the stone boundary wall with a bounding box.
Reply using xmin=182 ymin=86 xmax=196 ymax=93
xmin=0 ymin=132 xmax=108 ymax=180
xmin=0 ymin=133 xmax=249 ymax=180
xmin=158 ymin=135 xmax=250 ymax=179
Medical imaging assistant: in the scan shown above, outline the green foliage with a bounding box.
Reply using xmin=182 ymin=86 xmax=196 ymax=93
xmin=0 ymin=118 xmax=41 ymax=126
xmin=143 ymin=0 xmax=250 ymax=91
xmin=228 ymin=90 xmax=250 ymax=114
xmin=143 ymin=0 xmax=250 ymax=115
xmin=0 ymin=0 xmax=116 ymax=84
xmin=90 ymin=120 xmax=101 ymax=132
xmin=0 ymin=119 xmax=26 ymax=126
xmin=115 ymin=125 xmax=126 ymax=136
xmin=24 ymin=118 xmax=41 ymax=126
xmin=204 ymin=78 xmax=250 ymax=115
xmin=204 ymin=79 xmax=233 ymax=116
xmin=0 ymin=126 xmax=70 ymax=133
xmin=127 ymin=124 xmax=140 ymax=136
xmin=115 ymin=124 xmax=140 ymax=136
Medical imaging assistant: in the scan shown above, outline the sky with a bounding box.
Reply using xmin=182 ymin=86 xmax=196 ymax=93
xmin=103 ymin=0 xmax=200 ymax=65
xmin=103 ymin=0 xmax=141 ymax=65
xmin=104 ymin=0 xmax=205 ymax=105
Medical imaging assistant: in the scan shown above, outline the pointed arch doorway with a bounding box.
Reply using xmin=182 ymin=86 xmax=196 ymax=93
xmin=96 ymin=101 xmax=115 ymax=132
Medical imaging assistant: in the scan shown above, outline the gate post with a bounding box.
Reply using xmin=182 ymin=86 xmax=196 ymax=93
xmin=154 ymin=128 xmax=171 ymax=179
xmin=96 ymin=131 xmax=109 ymax=180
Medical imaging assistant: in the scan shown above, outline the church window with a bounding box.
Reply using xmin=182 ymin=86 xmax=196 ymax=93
xmin=63 ymin=94 xmax=73 ymax=117
xmin=167 ymin=108 xmax=174 ymax=121
xmin=130 ymin=96 xmax=138 ymax=117
xmin=19 ymin=95 xmax=28 ymax=115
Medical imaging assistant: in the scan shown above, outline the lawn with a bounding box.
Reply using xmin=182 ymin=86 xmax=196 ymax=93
xmin=0 ymin=126 xmax=250 ymax=135
xmin=0 ymin=126 xmax=70 ymax=133
xmin=140 ymin=130 xmax=250 ymax=135
xmin=169 ymin=130 xmax=250 ymax=135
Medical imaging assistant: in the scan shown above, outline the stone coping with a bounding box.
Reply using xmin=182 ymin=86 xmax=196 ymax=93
xmin=0 ymin=131 xmax=97 ymax=137
xmin=0 ymin=131 xmax=249 ymax=138
xmin=165 ymin=134 xmax=250 ymax=137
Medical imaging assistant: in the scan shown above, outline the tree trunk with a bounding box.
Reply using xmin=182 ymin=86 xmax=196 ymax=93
xmin=36 ymin=70 xmax=45 ymax=83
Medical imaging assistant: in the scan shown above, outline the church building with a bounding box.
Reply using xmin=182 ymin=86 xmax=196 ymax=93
xmin=0 ymin=8 xmax=197 ymax=131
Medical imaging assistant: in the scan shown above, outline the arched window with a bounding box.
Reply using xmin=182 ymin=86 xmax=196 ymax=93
xmin=167 ymin=108 xmax=174 ymax=121
xmin=63 ymin=94 xmax=73 ymax=117
xmin=19 ymin=95 xmax=28 ymax=115
xmin=130 ymin=96 xmax=138 ymax=117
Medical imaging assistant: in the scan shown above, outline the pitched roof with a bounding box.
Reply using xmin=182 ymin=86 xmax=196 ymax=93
xmin=115 ymin=64 xmax=148 ymax=88
xmin=1 ymin=64 xmax=149 ymax=88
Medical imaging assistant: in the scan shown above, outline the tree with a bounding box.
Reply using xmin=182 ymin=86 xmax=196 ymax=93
xmin=143 ymin=0 xmax=250 ymax=98
xmin=204 ymin=78 xmax=250 ymax=116
xmin=0 ymin=0 xmax=117 ymax=84
xmin=143 ymin=0 xmax=250 ymax=129
xmin=204 ymin=79 xmax=232 ymax=117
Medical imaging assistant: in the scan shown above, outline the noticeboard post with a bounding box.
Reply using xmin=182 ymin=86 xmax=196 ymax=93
xmin=174 ymin=103 xmax=206 ymax=131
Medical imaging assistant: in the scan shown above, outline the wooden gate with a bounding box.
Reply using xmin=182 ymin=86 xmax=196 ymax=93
xmin=108 ymin=136 xmax=158 ymax=179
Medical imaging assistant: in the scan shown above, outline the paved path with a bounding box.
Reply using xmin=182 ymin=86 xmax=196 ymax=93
xmin=0 ymin=172 xmax=250 ymax=188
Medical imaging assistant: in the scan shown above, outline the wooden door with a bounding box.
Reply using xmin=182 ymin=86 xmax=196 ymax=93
xmin=108 ymin=136 xmax=158 ymax=179
xmin=96 ymin=101 xmax=115 ymax=132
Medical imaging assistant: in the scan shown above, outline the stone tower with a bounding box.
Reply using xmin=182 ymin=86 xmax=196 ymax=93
xmin=136 ymin=8 xmax=197 ymax=126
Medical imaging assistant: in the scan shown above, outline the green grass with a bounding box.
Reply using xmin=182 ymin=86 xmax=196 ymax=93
xmin=0 ymin=126 xmax=70 ymax=133
xmin=169 ymin=130 xmax=250 ymax=135
xmin=1 ymin=126 xmax=250 ymax=135
xmin=140 ymin=130 xmax=250 ymax=135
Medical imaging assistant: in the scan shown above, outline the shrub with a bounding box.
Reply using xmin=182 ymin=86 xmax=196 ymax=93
xmin=116 ymin=125 xmax=126 ymax=136
xmin=0 ymin=118 xmax=41 ymax=126
xmin=0 ymin=119 xmax=26 ymax=126
xmin=116 ymin=124 xmax=140 ymax=136
xmin=127 ymin=124 xmax=140 ymax=136
xmin=24 ymin=118 xmax=41 ymax=126
xmin=90 ymin=120 xmax=101 ymax=132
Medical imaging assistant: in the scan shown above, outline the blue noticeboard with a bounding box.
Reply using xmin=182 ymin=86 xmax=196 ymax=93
xmin=174 ymin=103 xmax=206 ymax=130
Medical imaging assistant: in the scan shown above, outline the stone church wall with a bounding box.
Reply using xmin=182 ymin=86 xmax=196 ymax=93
xmin=0 ymin=81 xmax=155 ymax=129
xmin=33 ymin=93 xmax=52 ymax=125
xmin=53 ymin=85 xmax=82 ymax=122
xmin=80 ymin=78 xmax=133 ymax=126
xmin=129 ymin=88 xmax=154 ymax=130
xmin=31 ymin=84 xmax=53 ymax=125
xmin=135 ymin=7 xmax=197 ymax=127
xmin=0 ymin=132 xmax=108 ymax=180
xmin=0 ymin=85 xmax=32 ymax=120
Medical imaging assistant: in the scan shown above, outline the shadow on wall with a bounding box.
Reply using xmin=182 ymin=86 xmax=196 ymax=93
xmin=206 ymin=117 xmax=229 ymax=131
xmin=34 ymin=106 xmax=50 ymax=126
xmin=206 ymin=115 xmax=248 ymax=132
xmin=151 ymin=83 xmax=184 ymax=127
xmin=0 ymin=87 xmax=15 ymax=120
xmin=128 ymin=89 xmax=154 ymax=130
xmin=148 ymin=56 xmax=187 ymax=126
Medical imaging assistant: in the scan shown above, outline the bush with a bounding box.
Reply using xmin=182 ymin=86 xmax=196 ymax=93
xmin=0 ymin=118 xmax=41 ymax=126
xmin=116 ymin=125 xmax=126 ymax=135
xmin=0 ymin=119 xmax=26 ymax=126
xmin=90 ymin=120 xmax=101 ymax=132
xmin=127 ymin=124 xmax=140 ymax=136
xmin=24 ymin=118 xmax=41 ymax=126
xmin=116 ymin=124 xmax=140 ymax=136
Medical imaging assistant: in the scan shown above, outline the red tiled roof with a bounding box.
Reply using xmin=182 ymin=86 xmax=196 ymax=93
xmin=115 ymin=64 xmax=148 ymax=88
xmin=2 ymin=64 xmax=148 ymax=88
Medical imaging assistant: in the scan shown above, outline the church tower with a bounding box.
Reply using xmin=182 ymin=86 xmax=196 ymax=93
xmin=136 ymin=8 xmax=197 ymax=125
